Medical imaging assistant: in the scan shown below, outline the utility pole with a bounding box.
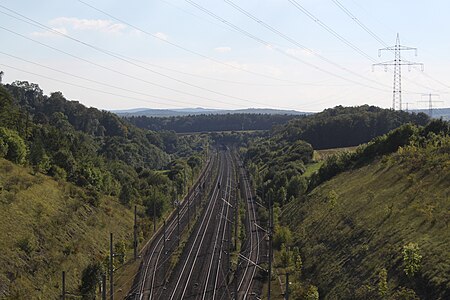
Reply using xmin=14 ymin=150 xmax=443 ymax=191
xmin=419 ymin=93 xmax=442 ymax=118
xmin=153 ymin=198 xmax=156 ymax=234
xmin=177 ymin=200 xmax=180 ymax=246
xmin=188 ymin=191 xmax=191 ymax=230
xmin=268 ymin=194 xmax=273 ymax=300
xmin=404 ymin=102 xmax=414 ymax=112
xmin=109 ymin=233 xmax=114 ymax=300
xmin=235 ymin=183 xmax=238 ymax=251
xmin=102 ymin=274 xmax=107 ymax=300
xmin=133 ymin=205 xmax=138 ymax=260
xmin=285 ymin=273 xmax=289 ymax=300
xmin=373 ymin=33 xmax=423 ymax=110
xmin=61 ymin=271 xmax=66 ymax=300
xmin=163 ymin=219 xmax=166 ymax=251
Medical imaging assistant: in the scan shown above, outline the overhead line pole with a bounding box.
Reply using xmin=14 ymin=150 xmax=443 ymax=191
xmin=133 ymin=205 xmax=138 ymax=260
xmin=419 ymin=93 xmax=442 ymax=118
xmin=373 ymin=34 xmax=423 ymax=110
xmin=109 ymin=233 xmax=114 ymax=300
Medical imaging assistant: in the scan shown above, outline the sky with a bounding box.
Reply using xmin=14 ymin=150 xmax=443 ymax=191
xmin=0 ymin=0 xmax=449 ymax=112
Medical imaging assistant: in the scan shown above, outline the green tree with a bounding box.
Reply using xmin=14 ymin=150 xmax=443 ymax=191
xmin=287 ymin=175 xmax=307 ymax=200
xmin=0 ymin=127 xmax=27 ymax=164
xmin=114 ymin=240 xmax=126 ymax=265
xmin=119 ymin=184 xmax=138 ymax=206
xmin=80 ymin=262 xmax=102 ymax=299
xmin=305 ymin=285 xmax=319 ymax=300
xmin=378 ymin=268 xmax=388 ymax=298
xmin=29 ymin=139 xmax=50 ymax=173
xmin=402 ymin=242 xmax=422 ymax=277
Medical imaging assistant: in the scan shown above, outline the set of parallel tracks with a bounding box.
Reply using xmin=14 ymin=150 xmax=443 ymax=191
xmin=235 ymin=156 xmax=263 ymax=299
xmin=164 ymin=150 xmax=233 ymax=300
xmin=128 ymin=152 xmax=216 ymax=299
xmin=129 ymin=148 xmax=264 ymax=300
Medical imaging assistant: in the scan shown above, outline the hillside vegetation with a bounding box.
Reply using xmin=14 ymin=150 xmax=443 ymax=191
xmin=273 ymin=105 xmax=429 ymax=149
xmin=127 ymin=113 xmax=300 ymax=133
xmin=280 ymin=122 xmax=450 ymax=299
xmin=0 ymin=80 xmax=208 ymax=298
xmin=0 ymin=159 xmax=133 ymax=299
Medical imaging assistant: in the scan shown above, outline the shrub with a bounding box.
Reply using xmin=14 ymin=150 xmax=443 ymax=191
xmin=378 ymin=268 xmax=388 ymax=297
xmin=80 ymin=262 xmax=102 ymax=299
xmin=0 ymin=127 xmax=27 ymax=164
xmin=402 ymin=242 xmax=422 ymax=277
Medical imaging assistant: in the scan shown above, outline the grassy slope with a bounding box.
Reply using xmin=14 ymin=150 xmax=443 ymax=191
xmin=0 ymin=159 xmax=133 ymax=299
xmin=283 ymin=155 xmax=450 ymax=299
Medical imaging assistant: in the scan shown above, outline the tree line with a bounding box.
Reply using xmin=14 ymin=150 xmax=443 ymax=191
xmin=126 ymin=113 xmax=301 ymax=133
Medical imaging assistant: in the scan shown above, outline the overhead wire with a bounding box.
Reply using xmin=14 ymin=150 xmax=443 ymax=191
xmin=0 ymin=5 xmax=304 ymax=109
xmin=285 ymin=0 xmax=426 ymax=95
xmin=287 ymin=0 xmax=377 ymax=63
xmin=330 ymin=0 xmax=450 ymax=92
xmin=0 ymin=51 xmax=213 ymax=108
xmin=185 ymin=0 xmax=392 ymax=93
xmin=223 ymin=0 xmax=392 ymax=90
xmin=75 ymin=0 xmax=321 ymax=86
xmin=0 ymin=63 xmax=197 ymax=108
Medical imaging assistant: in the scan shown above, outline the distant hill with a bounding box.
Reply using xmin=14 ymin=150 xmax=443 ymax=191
xmin=411 ymin=108 xmax=450 ymax=120
xmin=114 ymin=107 xmax=309 ymax=117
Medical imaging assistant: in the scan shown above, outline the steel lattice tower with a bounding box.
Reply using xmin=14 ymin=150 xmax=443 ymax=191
xmin=373 ymin=34 xmax=423 ymax=110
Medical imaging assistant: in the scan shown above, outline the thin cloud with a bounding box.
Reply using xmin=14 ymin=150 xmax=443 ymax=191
xmin=49 ymin=17 xmax=127 ymax=34
xmin=154 ymin=32 xmax=169 ymax=41
xmin=214 ymin=46 xmax=232 ymax=53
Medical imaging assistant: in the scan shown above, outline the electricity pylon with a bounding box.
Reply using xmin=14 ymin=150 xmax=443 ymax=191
xmin=373 ymin=33 xmax=423 ymax=110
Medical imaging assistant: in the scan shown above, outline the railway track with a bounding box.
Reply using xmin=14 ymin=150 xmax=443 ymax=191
xmin=162 ymin=150 xmax=233 ymax=300
xmin=234 ymin=154 xmax=264 ymax=299
xmin=129 ymin=148 xmax=264 ymax=300
xmin=127 ymin=151 xmax=217 ymax=299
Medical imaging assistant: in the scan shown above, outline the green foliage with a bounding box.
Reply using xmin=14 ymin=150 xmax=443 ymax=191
xmin=0 ymin=138 xmax=8 ymax=158
xmin=309 ymin=124 xmax=423 ymax=189
xmin=0 ymin=127 xmax=27 ymax=164
xmin=80 ymin=262 xmax=102 ymax=299
xmin=287 ymin=175 xmax=307 ymax=200
xmin=378 ymin=268 xmax=388 ymax=298
xmin=276 ymin=105 xmax=429 ymax=149
xmin=281 ymin=136 xmax=450 ymax=298
xmin=127 ymin=113 xmax=299 ymax=133
xmin=114 ymin=240 xmax=126 ymax=265
xmin=392 ymin=287 xmax=419 ymax=300
xmin=402 ymin=242 xmax=422 ymax=277
xmin=273 ymin=225 xmax=293 ymax=250
xmin=305 ymin=285 xmax=319 ymax=300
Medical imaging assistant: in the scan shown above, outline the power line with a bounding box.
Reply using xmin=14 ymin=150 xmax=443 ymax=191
xmin=373 ymin=34 xmax=423 ymax=110
xmin=330 ymin=0 xmax=388 ymax=47
xmin=330 ymin=0 xmax=450 ymax=92
xmin=419 ymin=93 xmax=443 ymax=118
xmin=0 ymin=63 xmax=205 ymax=108
xmin=75 ymin=0 xmax=318 ymax=86
xmin=287 ymin=0 xmax=377 ymax=62
xmin=0 ymin=6 xmax=301 ymax=109
xmin=0 ymin=51 xmax=210 ymax=108
xmin=223 ymin=0 xmax=392 ymax=90
xmin=185 ymin=0 xmax=391 ymax=93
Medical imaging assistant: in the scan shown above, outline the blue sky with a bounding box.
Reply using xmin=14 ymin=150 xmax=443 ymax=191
xmin=0 ymin=0 xmax=449 ymax=111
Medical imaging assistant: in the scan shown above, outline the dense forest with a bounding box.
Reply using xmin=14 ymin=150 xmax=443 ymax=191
xmin=0 ymin=81 xmax=208 ymax=298
xmin=126 ymin=113 xmax=301 ymax=133
xmin=273 ymin=105 xmax=430 ymax=149
xmin=1 ymin=81 xmax=207 ymax=202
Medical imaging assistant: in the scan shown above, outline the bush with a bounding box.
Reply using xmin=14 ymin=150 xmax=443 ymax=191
xmin=0 ymin=127 xmax=27 ymax=164
xmin=273 ymin=226 xmax=292 ymax=250
xmin=80 ymin=262 xmax=102 ymax=300
xmin=402 ymin=242 xmax=422 ymax=277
